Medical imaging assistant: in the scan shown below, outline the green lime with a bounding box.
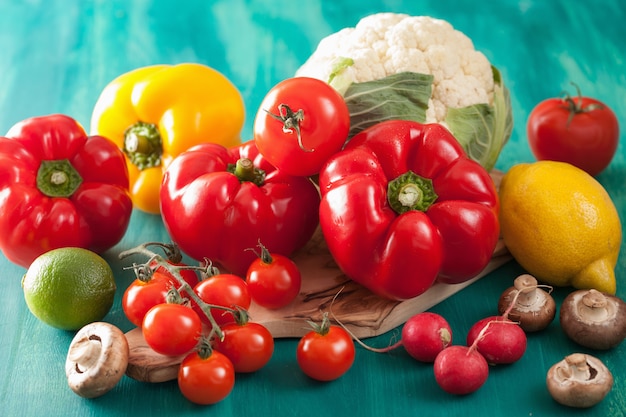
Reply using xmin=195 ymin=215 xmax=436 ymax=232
xmin=21 ymin=247 xmax=117 ymax=330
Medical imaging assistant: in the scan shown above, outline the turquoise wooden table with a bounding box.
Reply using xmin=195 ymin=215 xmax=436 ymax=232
xmin=1 ymin=1 xmax=625 ymax=416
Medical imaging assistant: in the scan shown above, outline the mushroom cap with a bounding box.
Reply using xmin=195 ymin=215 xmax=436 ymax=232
xmin=497 ymin=275 xmax=556 ymax=332
xmin=546 ymin=353 xmax=613 ymax=408
xmin=559 ymin=289 xmax=626 ymax=350
xmin=65 ymin=322 xmax=129 ymax=398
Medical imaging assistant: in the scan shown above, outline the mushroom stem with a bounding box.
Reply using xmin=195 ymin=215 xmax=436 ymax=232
xmin=560 ymin=289 xmax=626 ymax=350
xmin=498 ymin=274 xmax=556 ymax=332
xmin=68 ymin=335 xmax=102 ymax=373
xmin=66 ymin=322 xmax=129 ymax=398
xmin=512 ymin=274 xmax=540 ymax=308
xmin=579 ymin=290 xmax=612 ymax=322
xmin=547 ymin=353 xmax=613 ymax=408
xmin=556 ymin=353 xmax=591 ymax=380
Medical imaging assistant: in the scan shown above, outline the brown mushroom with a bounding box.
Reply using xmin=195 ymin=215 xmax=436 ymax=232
xmin=497 ymin=274 xmax=556 ymax=332
xmin=65 ymin=322 xmax=129 ymax=398
xmin=546 ymin=353 xmax=613 ymax=408
xmin=559 ymin=289 xmax=626 ymax=350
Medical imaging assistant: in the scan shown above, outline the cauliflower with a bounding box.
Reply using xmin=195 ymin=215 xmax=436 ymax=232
xmin=296 ymin=13 xmax=512 ymax=171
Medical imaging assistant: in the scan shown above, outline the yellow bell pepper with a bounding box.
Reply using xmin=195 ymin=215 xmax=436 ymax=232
xmin=90 ymin=63 xmax=245 ymax=214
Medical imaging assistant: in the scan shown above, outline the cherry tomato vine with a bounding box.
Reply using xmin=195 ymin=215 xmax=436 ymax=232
xmin=120 ymin=242 xmax=238 ymax=342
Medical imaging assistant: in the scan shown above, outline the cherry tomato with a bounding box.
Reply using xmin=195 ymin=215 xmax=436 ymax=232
xmin=178 ymin=349 xmax=235 ymax=405
xmin=246 ymin=246 xmax=301 ymax=310
xmin=253 ymin=77 xmax=350 ymax=177
xmin=142 ymin=303 xmax=202 ymax=356
xmin=212 ymin=321 xmax=274 ymax=373
xmin=123 ymin=262 xmax=199 ymax=327
xmin=527 ymin=86 xmax=619 ymax=176
xmin=151 ymin=260 xmax=200 ymax=290
xmin=296 ymin=314 xmax=355 ymax=381
xmin=122 ymin=271 xmax=172 ymax=327
xmin=193 ymin=273 xmax=251 ymax=327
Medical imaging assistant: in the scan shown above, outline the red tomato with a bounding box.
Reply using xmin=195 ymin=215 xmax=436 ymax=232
xmin=123 ymin=262 xmax=200 ymax=327
xmin=178 ymin=349 xmax=235 ymax=405
xmin=253 ymin=77 xmax=350 ymax=177
xmin=527 ymin=88 xmax=619 ymax=176
xmin=246 ymin=250 xmax=301 ymax=309
xmin=151 ymin=260 xmax=200 ymax=289
xmin=122 ymin=272 xmax=172 ymax=327
xmin=193 ymin=274 xmax=251 ymax=327
xmin=212 ymin=321 xmax=274 ymax=373
xmin=296 ymin=317 xmax=355 ymax=381
xmin=142 ymin=303 xmax=202 ymax=356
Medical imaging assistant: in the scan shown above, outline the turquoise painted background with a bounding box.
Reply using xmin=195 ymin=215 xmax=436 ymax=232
xmin=0 ymin=1 xmax=625 ymax=416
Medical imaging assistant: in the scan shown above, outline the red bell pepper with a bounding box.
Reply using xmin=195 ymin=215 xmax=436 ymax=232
xmin=160 ymin=140 xmax=320 ymax=276
xmin=0 ymin=114 xmax=133 ymax=267
xmin=318 ymin=120 xmax=500 ymax=300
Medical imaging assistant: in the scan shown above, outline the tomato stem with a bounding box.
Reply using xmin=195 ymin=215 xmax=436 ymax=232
xmin=246 ymin=240 xmax=273 ymax=264
xmin=264 ymin=103 xmax=314 ymax=152
xmin=232 ymin=306 xmax=250 ymax=326
xmin=561 ymin=82 xmax=605 ymax=127
xmin=259 ymin=242 xmax=273 ymax=264
xmin=165 ymin=287 xmax=186 ymax=305
xmin=198 ymin=259 xmax=221 ymax=281
xmin=196 ymin=337 xmax=213 ymax=360
xmin=123 ymin=261 xmax=155 ymax=283
xmin=143 ymin=242 xmax=183 ymax=263
xmin=307 ymin=312 xmax=332 ymax=336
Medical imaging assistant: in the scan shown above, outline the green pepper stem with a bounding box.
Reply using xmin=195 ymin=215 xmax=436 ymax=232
xmin=387 ymin=171 xmax=438 ymax=214
xmin=123 ymin=121 xmax=162 ymax=170
xmin=37 ymin=159 xmax=83 ymax=198
xmin=234 ymin=158 xmax=255 ymax=181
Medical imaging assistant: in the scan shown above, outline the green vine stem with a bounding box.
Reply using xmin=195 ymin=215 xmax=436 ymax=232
xmin=143 ymin=241 xmax=184 ymax=263
xmin=195 ymin=336 xmax=214 ymax=360
xmin=245 ymin=240 xmax=274 ymax=264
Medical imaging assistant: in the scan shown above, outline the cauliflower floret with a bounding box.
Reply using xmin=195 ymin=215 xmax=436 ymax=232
xmin=296 ymin=13 xmax=495 ymax=124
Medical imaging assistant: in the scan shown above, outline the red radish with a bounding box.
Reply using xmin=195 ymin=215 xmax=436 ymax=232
xmin=466 ymin=316 xmax=527 ymax=365
xmin=349 ymin=312 xmax=452 ymax=363
xmin=401 ymin=312 xmax=452 ymax=362
xmin=433 ymin=345 xmax=489 ymax=395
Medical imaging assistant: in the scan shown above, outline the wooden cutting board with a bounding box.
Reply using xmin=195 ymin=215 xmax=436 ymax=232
xmin=126 ymin=171 xmax=510 ymax=382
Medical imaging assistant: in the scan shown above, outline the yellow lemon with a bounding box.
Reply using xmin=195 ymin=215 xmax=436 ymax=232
xmin=499 ymin=161 xmax=621 ymax=294
xmin=22 ymin=247 xmax=116 ymax=330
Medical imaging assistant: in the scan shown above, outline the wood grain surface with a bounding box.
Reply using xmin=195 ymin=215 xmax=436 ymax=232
xmin=124 ymin=239 xmax=510 ymax=382
xmin=251 ymin=171 xmax=506 ymax=339
xmin=125 ymin=172 xmax=509 ymax=382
